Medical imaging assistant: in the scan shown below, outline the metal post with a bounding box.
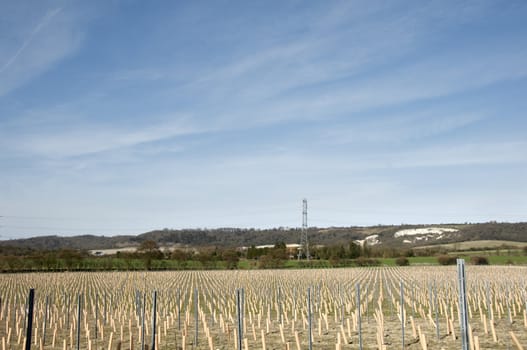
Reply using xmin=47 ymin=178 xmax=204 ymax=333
xmin=66 ymin=294 xmax=70 ymax=329
xmin=95 ymin=294 xmax=98 ymax=340
xmin=365 ymin=284 xmax=369 ymax=323
xmin=43 ymin=295 xmax=49 ymax=345
xmin=177 ymin=289 xmax=181 ymax=331
xmin=356 ymin=283 xmax=362 ymax=350
xmin=278 ymin=286 xmax=283 ymax=325
xmin=76 ymin=294 xmax=82 ymax=350
xmin=412 ymin=285 xmax=416 ymax=317
xmin=194 ymin=288 xmax=198 ymax=346
xmin=340 ymin=286 xmax=344 ymax=326
xmin=241 ymin=288 xmax=245 ymax=334
xmin=434 ymin=281 xmax=439 ymax=340
xmin=457 ymin=259 xmax=469 ymax=350
xmin=210 ymin=291 xmax=214 ymax=326
xmin=293 ymin=288 xmax=297 ymax=321
xmin=136 ymin=291 xmax=140 ymax=317
xmin=308 ymin=287 xmax=313 ymax=350
xmin=400 ymin=281 xmax=405 ymax=350
xmin=25 ymin=289 xmax=35 ymax=350
xmin=141 ymin=293 xmax=145 ymax=350
xmin=236 ymin=289 xmax=242 ymax=350
xmin=486 ymin=282 xmax=491 ymax=322
xmin=104 ymin=292 xmax=107 ymax=325
xmin=506 ymin=286 xmax=512 ymax=325
xmin=151 ymin=291 xmax=157 ymax=350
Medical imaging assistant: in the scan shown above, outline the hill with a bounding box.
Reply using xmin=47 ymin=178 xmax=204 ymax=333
xmin=1 ymin=222 xmax=526 ymax=253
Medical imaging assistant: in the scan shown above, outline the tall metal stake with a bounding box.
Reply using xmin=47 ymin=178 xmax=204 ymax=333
xmin=307 ymin=287 xmax=313 ymax=350
xmin=151 ymin=291 xmax=157 ymax=350
xmin=25 ymin=289 xmax=35 ymax=350
xmin=400 ymin=281 xmax=405 ymax=350
xmin=194 ymin=288 xmax=198 ymax=346
xmin=95 ymin=294 xmax=98 ymax=340
xmin=76 ymin=294 xmax=82 ymax=350
xmin=278 ymin=286 xmax=283 ymax=325
xmin=66 ymin=294 xmax=70 ymax=329
xmin=177 ymin=289 xmax=181 ymax=331
xmin=434 ymin=281 xmax=439 ymax=340
xmin=236 ymin=289 xmax=243 ymax=350
xmin=141 ymin=293 xmax=145 ymax=350
xmin=104 ymin=292 xmax=107 ymax=325
xmin=43 ymin=295 xmax=49 ymax=345
xmin=457 ymin=259 xmax=469 ymax=350
xmin=356 ymin=283 xmax=363 ymax=350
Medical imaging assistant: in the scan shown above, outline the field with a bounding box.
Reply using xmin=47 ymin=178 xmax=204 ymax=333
xmin=1 ymin=267 xmax=526 ymax=350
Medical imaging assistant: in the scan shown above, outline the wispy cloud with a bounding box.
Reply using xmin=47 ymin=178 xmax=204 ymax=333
xmin=373 ymin=141 xmax=527 ymax=169
xmin=0 ymin=8 xmax=62 ymax=74
xmin=1 ymin=115 xmax=202 ymax=158
xmin=322 ymin=110 xmax=486 ymax=144
xmin=1 ymin=1 xmax=526 ymax=237
xmin=0 ymin=4 xmax=82 ymax=96
xmin=154 ymin=2 xmax=527 ymax=133
xmin=217 ymin=140 xmax=527 ymax=174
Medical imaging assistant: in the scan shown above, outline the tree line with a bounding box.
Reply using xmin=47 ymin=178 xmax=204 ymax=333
xmin=1 ymin=240 xmax=526 ymax=272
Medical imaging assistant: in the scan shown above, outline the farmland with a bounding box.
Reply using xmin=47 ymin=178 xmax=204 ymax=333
xmin=1 ymin=267 xmax=526 ymax=350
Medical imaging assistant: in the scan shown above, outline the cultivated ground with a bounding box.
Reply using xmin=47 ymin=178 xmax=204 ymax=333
xmin=1 ymin=267 xmax=526 ymax=349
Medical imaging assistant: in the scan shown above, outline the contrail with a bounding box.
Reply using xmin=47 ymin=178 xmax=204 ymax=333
xmin=0 ymin=7 xmax=62 ymax=74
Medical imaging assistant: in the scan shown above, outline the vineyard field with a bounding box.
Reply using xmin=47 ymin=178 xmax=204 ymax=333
xmin=1 ymin=267 xmax=526 ymax=349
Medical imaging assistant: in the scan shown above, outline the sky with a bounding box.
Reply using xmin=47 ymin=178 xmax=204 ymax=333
xmin=1 ymin=1 xmax=526 ymax=239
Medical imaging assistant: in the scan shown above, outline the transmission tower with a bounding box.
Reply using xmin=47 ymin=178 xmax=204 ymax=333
xmin=298 ymin=199 xmax=310 ymax=260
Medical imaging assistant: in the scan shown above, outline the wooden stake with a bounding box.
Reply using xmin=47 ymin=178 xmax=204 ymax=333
xmin=490 ymin=319 xmax=497 ymax=342
xmin=294 ymin=331 xmax=301 ymax=350
xmin=108 ymin=332 xmax=113 ymax=350
xmin=261 ymin=329 xmax=266 ymax=350
xmin=420 ymin=332 xmax=427 ymax=350
xmin=410 ymin=316 xmax=417 ymax=338
xmin=474 ymin=336 xmax=480 ymax=350
xmin=510 ymin=331 xmax=524 ymax=350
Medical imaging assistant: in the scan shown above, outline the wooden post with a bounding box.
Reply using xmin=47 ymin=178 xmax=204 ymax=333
xmin=510 ymin=331 xmax=524 ymax=350
xmin=107 ymin=332 xmax=113 ymax=350
xmin=261 ymin=329 xmax=266 ymax=350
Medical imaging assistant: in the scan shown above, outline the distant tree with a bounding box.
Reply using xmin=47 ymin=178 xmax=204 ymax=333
xmin=404 ymin=249 xmax=415 ymax=258
xmin=328 ymin=255 xmax=341 ymax=267
xmin=221 ymin=249 xmax=240 ymax=269
xmin=138 ymin=240 xmax=162 ymax=256
xmin=470 ymin=256 xmax=489 ymax=265
xmin=257 ymin=254 xmax=274 ymax=269
xmin=246 ymin=245 xmax=259 ymax=259
xmin=170 ymin=249 xmax=191 ymax=261
xmin=523 ymin=246 xmax=527 ymax=256
xmin=196 ymin=249 xmax=216 ymax=269
xmin=137 ymin=240 xmax=163 ymax=270
xmin=349 ymin=241 xmax=361 ymax=259
xmin=395 ymin=256 xmax=409 ymax=266
xmin=354 ymin=257 xmax=380 ymax=267
xmin=43 ymin=252 xmax=57 ymax=270
xmin=274 ymin=241 xmax=286 ymax=250
xmin=437 ymin=255 xmax=457 ymax=265
xmin=58 ymin=249 xmax=83 ymax=270
xmin=2 ymin=256 xmax=21 ymax=271
xmin=362 ymin=243 xmax=372 ymax=258
xmin=271 ymin=242 xmax=288 ymax=260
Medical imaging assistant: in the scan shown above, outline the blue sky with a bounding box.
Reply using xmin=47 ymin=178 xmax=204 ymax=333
xmin=1 ymin=1 xmax=526 ymax=239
